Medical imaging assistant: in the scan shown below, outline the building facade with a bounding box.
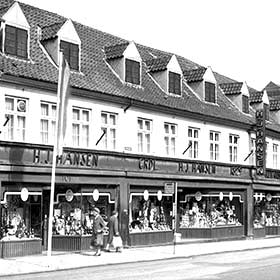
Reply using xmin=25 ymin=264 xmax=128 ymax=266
xmin=0 ymin=0 xmax=280 ymax=256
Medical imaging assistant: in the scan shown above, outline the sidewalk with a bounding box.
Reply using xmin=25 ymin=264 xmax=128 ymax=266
xmin=1 ymin=237 xmax=280 ymax=277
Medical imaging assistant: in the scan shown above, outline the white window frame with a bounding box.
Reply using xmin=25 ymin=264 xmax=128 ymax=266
xmin=164 ymin=122 xmax=177 ymax=156
xmin=100 ymin=111 xmax=117 ymax=150
xmin=40 ymin=101 xmax=56 ymax=145
xmin=273 ymin=143 xmax=278 ymax=169
xmin=72 ymin=107 xmax=90 ymax=148
xmin=4 ymin=96 xmax=28 ymax=142
xmin=209 ymin=131 xmax=220 ymax=161
xmin=188 ymin=127 xmax=199 ymax=159
xmin=229 ymin=134 xmax=239 ymax=163
xmin=137 ymin=118 xmax=152 ymax=154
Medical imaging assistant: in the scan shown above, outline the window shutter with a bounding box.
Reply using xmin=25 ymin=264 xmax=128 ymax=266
xmin=5 ymin=25 xmax=17 ymax=56
xmin=125 ymin=59 xmax=140 ymax=85
xmin=205 ymin=82 xmax=216 ymax=103
xmin=169 ymin=72 xmax=181 ymax=95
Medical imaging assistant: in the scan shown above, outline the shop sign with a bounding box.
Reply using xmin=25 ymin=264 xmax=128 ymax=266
xmin=93 ymin=189 xmax=99 ymax=201
xmin=139 ymin=158 xmax=156 ymax=171
xmin=255 ymin=109 xmax=266 ymax=176
xmin=164 ymin=183 xmax=175 ymax=194
xmin=65 ymin=189 xmax=74 ymax=202
xmin=143 ymin=190 xmax=149 ymax=201
xmin=195 ymin=191 xmax=202 ymax=201
xmin=178 ymin=162 xmax=216 ymax=175
xmin=20 ymin=187 xmax=29 ymax=201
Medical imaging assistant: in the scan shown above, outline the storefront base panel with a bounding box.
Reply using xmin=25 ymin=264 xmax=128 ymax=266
xmin=52 ymin=235 xmax=108 ymax=251
xmin=129 ymin=231 xmax=173 ymax=246
xmin=253 ymin=228 xmax=266 ymax=238
xmin=0 ymin=239 xmax=42 ymax=258
xmin=265 ymin=226 xmax=280 ymax=236
xmin=179 ymin=226 xmax=244 ymax=239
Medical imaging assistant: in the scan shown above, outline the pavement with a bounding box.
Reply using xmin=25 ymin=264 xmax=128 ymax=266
xmin=1 ymin=236 xmax=280 ymax=277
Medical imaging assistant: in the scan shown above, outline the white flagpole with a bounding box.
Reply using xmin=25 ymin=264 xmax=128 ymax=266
xmin=47 ymin=52 xmax=64 ymax=257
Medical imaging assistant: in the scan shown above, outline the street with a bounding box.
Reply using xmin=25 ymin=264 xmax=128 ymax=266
xmin=2 ymin=247 xmax=280 ymax=280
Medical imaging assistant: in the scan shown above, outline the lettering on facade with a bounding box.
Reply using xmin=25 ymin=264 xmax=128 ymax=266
xmin=265 ymin=170 xmax=280 ymax=179
xmin=33 ymin=149 xmax=98 ymax=168
xmin=255 ymin=110 xmax=266 ymax=176
xmin=139 ymin=158 xmax=156 ymax=171
xmin=230 ymin=166 xmax=242 ymax=176
xmin=178 ymin=162 xmax=216 ymax=174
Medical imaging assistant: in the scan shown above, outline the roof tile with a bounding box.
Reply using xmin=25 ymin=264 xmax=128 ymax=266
xmin=104 ymin=42 xmax=129 ymax=60
xmin=219 ymin=82 xmax=243 ymax=95
xmin=145 ymin=56 xmax=171 ymax=72
xmin=249 ymin=91 xmax=263 ymax=103
xmin=183 ymin=67 xmax=207 ymax=83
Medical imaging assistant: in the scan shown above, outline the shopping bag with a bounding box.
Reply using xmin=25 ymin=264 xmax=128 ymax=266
xmin=112 ymin=235 xmax=123 ymax=248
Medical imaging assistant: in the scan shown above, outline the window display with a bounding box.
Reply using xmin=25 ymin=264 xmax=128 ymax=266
xmin=254 ymin=194 xmax=280 ymax=228
xmin=129 ymin=194 xmax=172 ymax=233
xmin=179 ymin=192 xmax=242 ymax=228
xmin=1 ymin=194 xmax=41 ymax=241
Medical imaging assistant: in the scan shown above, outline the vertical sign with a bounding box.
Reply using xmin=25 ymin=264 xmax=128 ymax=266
xmin=255 ymin=109 xmax=266 ymax=176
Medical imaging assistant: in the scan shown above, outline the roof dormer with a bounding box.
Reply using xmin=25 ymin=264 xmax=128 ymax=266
xmin=183 ymin=66 xmax=217 ymax=103
xmin=0 ymin=1 xmax=30 ymax=59
xmin=41 ymin=19 xmax=81 ymax=71
xmin=145 ymin=54 xmax=182 ymax=96
xmin=104 ymin=41 xmax=142 ymax=87
xmin=220 ymin=81 xmax=250 ymax=114
xmin=250 ymin=90 xmax=269 ymax=120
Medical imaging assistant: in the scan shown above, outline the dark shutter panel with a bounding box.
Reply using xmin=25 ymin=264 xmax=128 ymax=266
xmin=242 ymin=95 xmax=249 ymax=114
xmin=5 ymin=25 xmax=17 ymax=56
xmin=205 ymin=82 xmax=216 ymax=103
xmin=17 ymin=28 xmax=28 ymax=58
xmin=60 ymin=40 xmax=70 ymax=66
xmin=169 ymin=72 xmax=181 ymax=95
xmin=125 ymin=59 xmax=140 ymax=85
xmin=70 ymin=43 xmax=79 ymax=70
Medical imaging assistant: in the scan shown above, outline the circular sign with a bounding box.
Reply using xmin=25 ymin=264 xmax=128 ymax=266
xmin=157 ymin=190 xmax=163 ymax=201
xmin=65 ymin=189 xmax=74 ymax=202
xmin=20 ymin=187 xmax=29 ymax=201
xmin=143 ymin=190 xmax=149 ymax=201
xmin=219 ymin=192 xmax=224 ymax=201
xmin=229 ymin=192 xmax=233 ymax=201
xmin=93 ymin=189 xmax=99 ymax=202
xmin=195 ymin=191 xmax=202 ymax=202
xmin=266 ymin=193 xmax=272 ymax=202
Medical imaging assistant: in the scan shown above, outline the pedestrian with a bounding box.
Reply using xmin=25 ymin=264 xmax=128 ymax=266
xmin=105 ymin=210 xmax=122 ymax=252
xmin=91 ymin=207 xmax=106 ymax=256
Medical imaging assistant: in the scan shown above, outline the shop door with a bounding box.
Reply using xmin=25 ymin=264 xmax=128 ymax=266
xmin=42 ymin=189 xmax=50 ymax=250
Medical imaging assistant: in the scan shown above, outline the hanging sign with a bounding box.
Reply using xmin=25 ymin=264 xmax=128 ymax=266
xmin=266 ymin=193 xmax=272 ymax=202
xmin=164 ymin=182 xmax=175 ymax=194
xmin=20 ymin=188 xmax=29 ymax=202
xmin=195 ymin=191 xmax=202 ymax=201
xmin=219 ymin=192 xmax=224 ymax=201
xmin=143 ymin=190 xmax=149 ymax=201
xmin=93 ymin=189 xmax=99 ymax=201
xmin=229 ymin=192 xmax=233 ymax=201
xmin=65 ymin=189 xmax=74 ymax=202
xmin=157 ymin=190 xmax=163 ymax=201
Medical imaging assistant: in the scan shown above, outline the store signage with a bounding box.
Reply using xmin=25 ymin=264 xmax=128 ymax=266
xmin=164 ymin=183 xmax=175 ymax=194
xmin=178 ymin=162 xmax=216 ymax=174
xmin=143 ymin=190 xmax=149 ymax=201
xmin=265 ymin=170 xmax=280 ymax=179
xmin=93 ymin=189 xmax=99 ymax=201
xmin=20 ymin=187 xmax=29 ymax=201
xmin=139 ymin=158 xmax=156 ymax=171
xmin=255 ymin=109 xmax=266 ymax=176
xmin=230 ymin=166 xmax=242 ymax=176
xmin=65 ymin=189 xmax=74 ymax=202
xmin=33 ymin=149 xmax=98 ymax=168
xmin=195 ymin=191 xmax=202 ymax=201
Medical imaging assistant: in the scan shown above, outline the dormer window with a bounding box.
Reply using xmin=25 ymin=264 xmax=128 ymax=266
xmin=4 ymin=25 xmax=28 ymax=59
xmin=242 ymin=95 xmax=249 ymax=114
xmin=125 ymin=58 xmax=140 ymax=85
xmin=60 ymin=40 xmax=79 ymax=71
xmin=205 ymin=81 xmax=216 ymax=103
xmin=264 ymin=103 xmax=269 ymax=121
xmin=168 ymin=71 xmax=181 ymax=95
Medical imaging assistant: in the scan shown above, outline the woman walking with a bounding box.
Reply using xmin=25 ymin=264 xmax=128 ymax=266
xmin=105 ymin=210 xmax=122 ymax=252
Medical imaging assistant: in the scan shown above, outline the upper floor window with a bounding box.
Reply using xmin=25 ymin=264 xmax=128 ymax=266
xmin=125 ymin=59 xmax=140 ymax=85
xmin=4 ymin=25 xmax=28 ymax=59
xmin=205 ymin=82 xmax=216 ymax=103
xmin=264 ymin=103 xmax=269 ymax=121
xmin=60 ymin=40 xmax=79 ymax=71
xmin=72 ymin=107 xmax=90 ymax=147
xmin=138 ymin=118 xmax=152 ymax=153
xmin=101 ymin=112 xmax=117 ymax=150
xmin=209 ymin=131 xmax=220 ymax=161
xmin=242 ymin=95 xmax=249 ymax=114
xmin=229 ymin=134 xmax=239 ymax=162
xmin=4 ymin=96 xmax=27 ymax=141
xmin=164 ymin=123 xmax=177 ymax=156
xmin=273 ymin=143 xmax=278 ymax=169
xmin=40 ymin=102 xmax=56 ymax=144
xmin=188 ymin=127 xmax=199 ymax=159
xmin=168 ymin=71 xmax=181 ymax=95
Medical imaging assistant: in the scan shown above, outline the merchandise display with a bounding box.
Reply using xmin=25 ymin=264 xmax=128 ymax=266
xmin=179 ymin=196 xmax=242 ymax=228
xmin=129 ymin=195 xmax=172 ymax=233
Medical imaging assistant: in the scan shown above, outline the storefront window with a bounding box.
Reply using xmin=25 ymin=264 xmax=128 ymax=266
xmin=1 ymin=192 xmax=42 ymax=241
xmin=254 ymin=193 xmax=280 ymax=228
xmin=129 ymin=194 xmax=172 ymax=232
xmin=179 ymin=191 xmax=243 ymax=228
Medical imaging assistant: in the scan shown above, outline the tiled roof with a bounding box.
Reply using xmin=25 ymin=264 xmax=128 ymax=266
xmin=41 ymin=21 xmax=65 ymax=41
xmin=263 ymin=81 xmax=280 ymax=101
xmin=145 ymin=56 xmax=171 ymax=72
xmin=183 ymin=67 xmax=207 ymax=83
xmin=0 ymin=0 xmax=256 ymax=128
xmin=270 ymin=100 xmax=280 ymax=111
xmin=249 ymin=91 xmax=263 ymax=103
xmin=264 ymin=81 xmax=280 ymax=91
xmin=219 ymin=82 xmax=243 ymax=95
xmin=104 ymin=42 xmax=129 ymax=60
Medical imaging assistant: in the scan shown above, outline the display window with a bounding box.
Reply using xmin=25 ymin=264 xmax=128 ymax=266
xmin=129 ymin=191 xmax=173 ymax=233
xmin=179 ymin=190 xmax=243 ymax=228
xmin=52 ymin=188 xmax=115 ymax=236
xmin=254 ymin=192 xmax=280 ymax=228
xmin=0 ymin=189 xmax=42 ymax=241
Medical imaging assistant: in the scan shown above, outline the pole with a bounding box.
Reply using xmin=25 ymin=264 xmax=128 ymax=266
xmin=173 ymin=182 xmax=178 ymax=255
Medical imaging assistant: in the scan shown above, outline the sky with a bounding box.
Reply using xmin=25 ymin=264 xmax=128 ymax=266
xmin=20 ymin=0 xmax=280 ymax=91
